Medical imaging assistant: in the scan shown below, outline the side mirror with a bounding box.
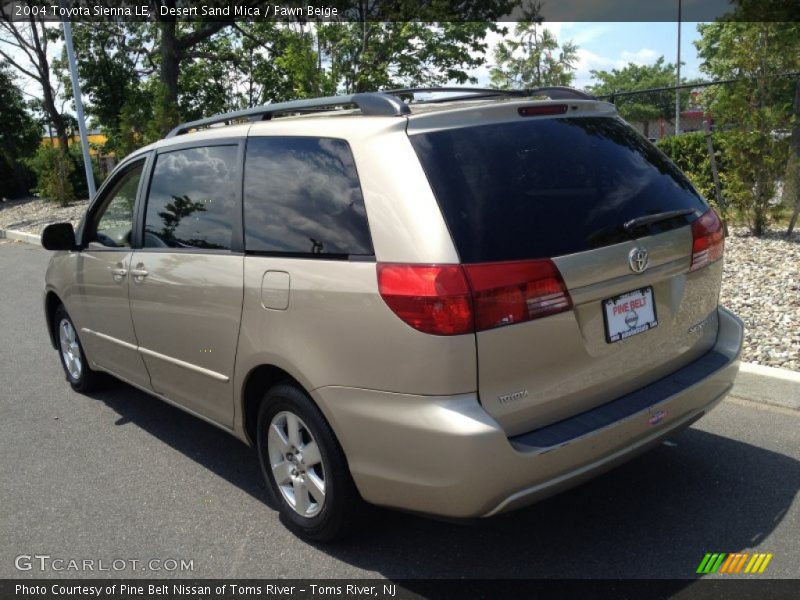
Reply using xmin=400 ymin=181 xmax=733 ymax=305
xmin=41 ymin=223 xmax=77 ymax=251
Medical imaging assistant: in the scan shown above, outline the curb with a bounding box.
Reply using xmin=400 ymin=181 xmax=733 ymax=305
xmin=732 ymin=362 xmax=800 ymax=411
xmin=0 ymin=228 xmax=41 ymax=245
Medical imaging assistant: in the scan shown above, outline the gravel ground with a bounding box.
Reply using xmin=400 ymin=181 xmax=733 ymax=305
xmin=721 ymin=228 xmax=800 ymax=371
xmin=0 ymin=197 xmax=88 ymax=233
xmin=2 ymin=198 xmax=798 ymax=371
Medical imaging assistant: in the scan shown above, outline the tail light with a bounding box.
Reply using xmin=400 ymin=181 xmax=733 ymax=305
xmin=376 ymin=264 xmax=473 ymax=335
xmin=464 ymin=259 xmax=572 ymax=331
xmin=377 ymin=259 xmax=572 ymax=335
xmin=690 ymin=208 xmax=724 ymax=272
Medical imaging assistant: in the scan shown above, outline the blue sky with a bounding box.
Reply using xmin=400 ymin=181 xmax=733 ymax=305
xmin=471 ymin=22 xmax=705 ymax=89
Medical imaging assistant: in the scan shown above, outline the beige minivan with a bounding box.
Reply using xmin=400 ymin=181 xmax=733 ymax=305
xmin=42 ymin=87 xmax=743 ymax=541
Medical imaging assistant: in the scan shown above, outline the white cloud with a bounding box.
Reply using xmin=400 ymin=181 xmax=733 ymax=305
xmin=570 ymin=48 xmax=613 ymax=88
xmin=619 ymin=48 xmax=661 ymax=65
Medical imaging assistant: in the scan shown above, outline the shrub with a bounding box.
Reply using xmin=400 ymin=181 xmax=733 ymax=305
xmin=656 ymin=131 xmax=788 ymax=231
xmin=67 ymin=144 xmax=102 ymax=199
xmin=25 ymin=146 xmax=76 ymax=207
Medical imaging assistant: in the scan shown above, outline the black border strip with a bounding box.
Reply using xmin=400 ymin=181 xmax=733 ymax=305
xmin=2 ymin=579 xmax=799 ymax=600
xmin=4 ymin=0 xmax=800 ymax=23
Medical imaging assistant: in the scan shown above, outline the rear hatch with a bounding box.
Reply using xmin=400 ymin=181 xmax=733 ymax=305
xmin=408 ymin=103 xmax=725 ymax=436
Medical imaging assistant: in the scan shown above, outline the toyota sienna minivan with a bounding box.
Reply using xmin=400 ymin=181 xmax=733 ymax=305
xmin=42 ymin=87 xmax=743 ymax=541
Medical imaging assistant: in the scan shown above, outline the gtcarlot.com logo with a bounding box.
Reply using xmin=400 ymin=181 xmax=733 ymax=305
xmin=696 ymin=552 xmax=773 ymax=575
xmin=15 ymin=554 xmax=194 ymax=573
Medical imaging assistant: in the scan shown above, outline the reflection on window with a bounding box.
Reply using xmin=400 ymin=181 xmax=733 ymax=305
xmin=94 ymin=162 xmax=143 ymax=248
xmin=410 ymin=117 xmax=707 ymax=262
xmin=144 ymin=146 xmax=237 ymax=250
xmin=244 ymin=137 xmax=372 ymax=256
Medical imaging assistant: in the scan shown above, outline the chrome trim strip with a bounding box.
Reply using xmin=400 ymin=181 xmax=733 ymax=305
xmin=81 ymin=328 xmax=138 ymax=351
xmin=138 ymin=346 xmax=230 ymax=382
xmin=82 ymin=327 xmax=230 ymax=383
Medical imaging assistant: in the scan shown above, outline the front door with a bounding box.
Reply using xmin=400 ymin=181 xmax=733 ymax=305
xmin=128 ymin=143 xmax=244 ymax=427
xmin=71 ymin=159 xmax=152 ymax=389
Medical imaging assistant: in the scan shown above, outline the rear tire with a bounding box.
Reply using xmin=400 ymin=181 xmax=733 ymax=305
xmin=54 ymin=305 xmax=102 ymax=393
xmin=256 ymin=383 xmax=363 ymax=542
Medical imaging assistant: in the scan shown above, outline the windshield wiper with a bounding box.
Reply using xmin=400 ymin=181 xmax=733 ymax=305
xmin=623 ymin=208 xmax=697 ymax=232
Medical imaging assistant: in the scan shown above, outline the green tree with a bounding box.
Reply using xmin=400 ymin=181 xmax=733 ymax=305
xmin=588 ymin=57 xmax=685 ymax=137
xmin=239 ymin=22 xmax=331 ymax=104
xmin=62 ymin=2 xmax=511 ymax=153
xmin=0 ymin=62 xmax=40 ymax=198
xmin=58 ymin=21 xmax=155 ymax=157
xmin=696 ymin=22 xmax=800 ymax=235
xmin=317 ymin=22 xmax=502 ymax=93
xmin=0 ymin=4 xmax=70 ymax=158
xmin=489 ymin=22 xmax=578 ymax=89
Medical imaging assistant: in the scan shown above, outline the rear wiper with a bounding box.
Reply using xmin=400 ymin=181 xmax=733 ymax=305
xmin=623 ymin=208 xmax=697 ymax=232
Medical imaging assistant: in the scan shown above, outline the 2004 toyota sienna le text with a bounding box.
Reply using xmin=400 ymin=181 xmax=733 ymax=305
xmin=41 ymin=88 xmax=744 ymax=541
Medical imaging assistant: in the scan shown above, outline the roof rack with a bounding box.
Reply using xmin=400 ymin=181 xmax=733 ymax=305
xmin=384 ymin=86 xmax=596 ymax=103
xmin=166 ymin=92 xmax=411 ymax=138
xmin=165 ymin=86 xmax=596 ymax=138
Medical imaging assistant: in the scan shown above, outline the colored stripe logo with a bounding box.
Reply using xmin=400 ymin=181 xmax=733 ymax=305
xmin=696 ymin=552 xmax=773 ymax=574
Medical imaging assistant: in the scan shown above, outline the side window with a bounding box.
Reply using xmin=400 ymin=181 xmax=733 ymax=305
xmin=243 ymin=137 xmax=373 ymax=256
xmin=144 ymin=145 xmax=238 ymax=250
xmin=90 ymin=162 xmax=143 ymax=248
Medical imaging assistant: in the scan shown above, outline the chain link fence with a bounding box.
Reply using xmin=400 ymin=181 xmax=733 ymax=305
xmin=595 ymin=74 xmax=800 ymax=235
xmin=594 ymin=74 xmax=799 ymax=140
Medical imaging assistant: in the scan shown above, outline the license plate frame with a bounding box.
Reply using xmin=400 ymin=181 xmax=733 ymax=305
xmin=602 ymin=286 xmax=658 ymax=343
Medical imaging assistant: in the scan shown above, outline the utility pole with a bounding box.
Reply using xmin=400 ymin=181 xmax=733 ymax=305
xmin=60 ymin=6 xmax=96 ymax=199
xmin=675 ymin=0 xmax=682 ymax=136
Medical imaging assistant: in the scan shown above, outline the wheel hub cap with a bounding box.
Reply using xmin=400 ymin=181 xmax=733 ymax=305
xmin=58 ymin=319 xmax=82 ymax=380
xmin=266 ymin=411 xmax=326 ymax=518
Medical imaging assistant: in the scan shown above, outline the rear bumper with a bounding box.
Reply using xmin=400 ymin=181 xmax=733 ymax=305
xmin=314 ymin=306 xmax=744 ymax=518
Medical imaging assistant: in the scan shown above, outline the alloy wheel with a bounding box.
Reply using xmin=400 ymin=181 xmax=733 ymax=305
xmin=267 ymin=410 xmax=327 ymax=518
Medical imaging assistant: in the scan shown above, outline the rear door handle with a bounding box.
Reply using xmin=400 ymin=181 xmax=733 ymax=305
xmin=130 ymin=264 xmax=149 ymax=281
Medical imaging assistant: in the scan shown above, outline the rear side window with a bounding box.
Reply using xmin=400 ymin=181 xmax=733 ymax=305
xmin=410 ymin=117 xmax=708 ymax=263
xmin=244 ymin=137 xmax=373 ymax=257
xmin=144 ymin=145 xmax=238 ymax=250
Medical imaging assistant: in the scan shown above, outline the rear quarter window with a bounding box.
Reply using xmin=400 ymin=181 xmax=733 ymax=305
xmin=410 ymin=116 xmax=708 ymax=263
xmin=243 ymin=137 xmax=373 ymax=257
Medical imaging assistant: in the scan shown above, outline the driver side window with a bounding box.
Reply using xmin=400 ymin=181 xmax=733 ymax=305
xmin=91 ymin=162 xmax=144 ymax=248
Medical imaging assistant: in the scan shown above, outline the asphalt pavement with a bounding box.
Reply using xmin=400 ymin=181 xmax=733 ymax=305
xmin=1 ymin=239 xmax=798 ymax=580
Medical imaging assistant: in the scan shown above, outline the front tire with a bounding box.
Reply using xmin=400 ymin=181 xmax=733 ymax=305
xmin=256 ymin=383 xmax=363 ymax=542
xmin=54 ymin=305 xmax=102 ymax=393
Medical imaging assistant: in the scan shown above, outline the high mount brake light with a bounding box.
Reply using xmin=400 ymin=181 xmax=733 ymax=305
xmin=377 ymin=260 xmax=572 ymax=336
xmin=517 ymin=104 xmax=568 ymax=117
xmin=690 ymin=208 xmax=725 ymax=272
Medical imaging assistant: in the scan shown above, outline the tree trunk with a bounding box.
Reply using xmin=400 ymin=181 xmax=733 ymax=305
xmin=31 ymin=24 xmax=70 ymax=154
xmin=159 ymin=19 xmax=180 ymax=135
xmin=40 ymin=77 xmax=69 ymax=153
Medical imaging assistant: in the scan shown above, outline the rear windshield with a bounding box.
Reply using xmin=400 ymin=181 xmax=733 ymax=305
xmin=410 ymin=116 xmax=707 ymax=263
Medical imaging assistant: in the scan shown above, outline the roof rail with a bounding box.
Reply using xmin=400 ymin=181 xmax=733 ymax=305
xmin=384 ymin=86 xmax=596 ymax=103
xmin=165 ymin=92 xmax=411 ymax=138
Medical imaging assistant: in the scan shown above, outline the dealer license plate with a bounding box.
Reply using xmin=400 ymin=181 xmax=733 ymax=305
xmin=603 ymin=287 xmax=658 ymax=343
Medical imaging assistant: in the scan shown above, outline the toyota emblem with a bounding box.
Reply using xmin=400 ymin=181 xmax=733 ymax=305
xmin=628 ymin=247 xmax=649 ymax=273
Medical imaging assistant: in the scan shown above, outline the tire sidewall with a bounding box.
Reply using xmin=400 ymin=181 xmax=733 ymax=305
xmin=256 ymin=384 xmax=352 ymax=541
xmin=54 ymin=307 xmax=90 ymax=390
